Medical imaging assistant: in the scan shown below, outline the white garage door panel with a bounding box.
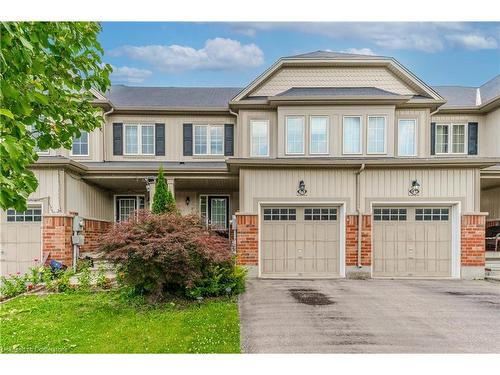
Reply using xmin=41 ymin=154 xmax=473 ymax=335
xmin=261 ymin=206 xmax=340 ymax=277
xmin=0 ymin=207 xmax=42 ymax=277
xmin=373 ymin=207 xmax=451 ymax=278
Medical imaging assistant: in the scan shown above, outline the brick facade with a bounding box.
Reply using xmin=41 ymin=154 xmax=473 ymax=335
xmin=461 ymin=215 xmax=486 ymax=267
xmin=236 ymin=214 xmax=258 ymax=266
xmin=42 ymin=216 xmax=74 ymax=266
xmin=345 ymin=215 xmax=372 ymax=266
xmin=42 ymin=215 xmax=112 ymax=267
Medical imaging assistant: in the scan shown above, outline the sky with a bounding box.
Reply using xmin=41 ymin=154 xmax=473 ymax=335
xmin=99 ymin=22 xmax=500 ymax=89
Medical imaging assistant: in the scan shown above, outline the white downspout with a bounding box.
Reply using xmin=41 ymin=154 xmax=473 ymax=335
xmin=101 ymin=106 xmax=114 ymax=162
xmin=355 ymin=163 xmax=366 ymax=268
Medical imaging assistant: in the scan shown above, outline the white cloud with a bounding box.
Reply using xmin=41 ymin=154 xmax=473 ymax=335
xmin=110 ymin=38 xmax=264 ymax=72
xmin=110 ymin=66 xmax=152 ymax=84
xmin=232 ymin=22 xmax=499 ymax=53
xmin=341 ymin=48 xmax=376 ymax=56
xmin=446 ymin=33 xmax=498 ymax=50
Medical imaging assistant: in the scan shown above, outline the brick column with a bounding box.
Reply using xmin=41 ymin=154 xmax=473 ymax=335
xmin=42 ymin=216 xmax=74 ymax=267
xmin=346 ymin=215 xmax=372 ymax=267
xmin=361 ymin=215 xmax=372 ymax=266
xmin=236 ymin=214 xmax=258 ymax=266
xmin=461 ymin=215 xmax=486 ymax=267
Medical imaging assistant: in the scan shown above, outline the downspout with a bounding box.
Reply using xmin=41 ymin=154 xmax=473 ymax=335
xmin=102 ymin=105 xmax=114 ymax=162
xmin=355 ymin=163 xmax=366 ymax=268
xmin=228 ymin=107 xmax=239 ymax=254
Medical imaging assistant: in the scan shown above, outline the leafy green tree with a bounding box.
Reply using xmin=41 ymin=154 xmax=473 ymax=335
xmin=0 ymin=22 xmax=112 ymax=210
xmin=151 ymin=167 xmax=176 ymax=214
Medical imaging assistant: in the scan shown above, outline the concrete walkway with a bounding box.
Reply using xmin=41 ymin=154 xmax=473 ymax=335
xmin=239 ymin=279 xmax=500 ymax=353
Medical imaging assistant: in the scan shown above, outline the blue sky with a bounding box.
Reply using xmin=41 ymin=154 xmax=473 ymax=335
xmin=100 ymin=22 xmax=500 ymax=88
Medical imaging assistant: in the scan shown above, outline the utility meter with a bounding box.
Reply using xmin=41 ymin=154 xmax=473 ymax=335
xmin=72 ymin=216 xmax=85 ymax=232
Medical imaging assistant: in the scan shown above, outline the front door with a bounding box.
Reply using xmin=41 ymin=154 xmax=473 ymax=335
xmin=208 ymin=196 xmax=229 ymax=229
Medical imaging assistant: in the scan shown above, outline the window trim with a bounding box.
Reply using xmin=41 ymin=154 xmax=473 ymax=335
xmin=397 ymin=118 xmax=418 ymax=157
xmin=435 ymin=123 xmax=467 ymax=155
xmin=366 ymin=115 xmax=387 ymax=155
xmin=342 ymin=115 xmax=363 ymax=155
xmin=198 ymin=194 xmax=230 ymax=229
xmin=309 ymin=115 xmax=330 ymax=155
xmin=250 ymin=119 xmax=270 ymax=157
xmin=114 ymin=194 xmax=146 ymax=222
xmin=193 ymin=124 xmax=224 ymax=156
xmin=70 ymin=130 xmax=90 ymax=157
xmin=123 ymin=124 xmax=155 ymax=156
xmin=285 ymin=115 xmax=306 ymax=155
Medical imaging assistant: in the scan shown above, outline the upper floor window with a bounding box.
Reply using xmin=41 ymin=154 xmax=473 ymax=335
xmin=250 ymin=120 xmax=269 ymax=157
xmin=343 ymin=116 xmax=361 ymax=154
xmin=398 ymin=119 xmax=417 ymax=156
xmin=286 ymin=116 xmax=305 ymax=154
xmin=124 ymin=124 xmax=155 ymax=155
xmin=310 ymin=116 xmax=329 ymax=154
xmin=367 ymin=116 xmax=386 ymax=154
xmin=71 ymin=131 xmax=89 ymax=156
xmin=436 ymin=124 xmax=466 ymax=154
xmin=194 ymin=125 xmax=223 ymax=155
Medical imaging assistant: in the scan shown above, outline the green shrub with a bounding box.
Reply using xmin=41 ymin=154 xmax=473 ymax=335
xmin=96 ymin=264 xmax=112 ymax=289
xmin=187 ymin=263 xmax=247 ymax=299
xmin=0 ymin=274 xmax=28 ymax=298
xmin=46 ymin=269 xmax=74 ymax=293
xmin=76 ymin=264 xmax=92 ymax=291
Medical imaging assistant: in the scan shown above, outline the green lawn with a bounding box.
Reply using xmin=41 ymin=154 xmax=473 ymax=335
xmin=0 ymin=291 xmax=240 ymax=353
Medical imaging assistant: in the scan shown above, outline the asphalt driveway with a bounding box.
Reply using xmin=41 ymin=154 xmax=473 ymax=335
xmin=239 ymin=279 xmax=500 ymax=353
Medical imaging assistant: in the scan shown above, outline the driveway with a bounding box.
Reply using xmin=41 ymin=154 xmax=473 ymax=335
xmin=239 ymin=279 xmax=500 ymax=353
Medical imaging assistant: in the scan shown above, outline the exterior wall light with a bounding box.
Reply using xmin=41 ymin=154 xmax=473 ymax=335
xmin=185 ymin=196 xmax=190 ymax=206
xmin=297 ymin=180 xmax=307 ymax=196
xmin=409 ymin=180 xmax=421 ymax=196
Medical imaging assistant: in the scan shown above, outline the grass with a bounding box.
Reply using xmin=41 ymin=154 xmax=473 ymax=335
xmin=0 ymin=291 xmax=240 ymax=353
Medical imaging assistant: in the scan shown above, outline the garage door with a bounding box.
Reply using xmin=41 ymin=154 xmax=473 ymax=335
xmin=373 ymin=207 xmax=452 ymax=277
xmin=0 ymin=206 xmax=42 ymax=277
xmin=261 ymin=206 xmax=340 ymax=277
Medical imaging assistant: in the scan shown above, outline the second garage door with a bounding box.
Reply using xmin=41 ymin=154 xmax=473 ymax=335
xmin=261 ymin=206 xmax=340 ymax=278
xmin=373 ymin=207 xmax=452 ymax=278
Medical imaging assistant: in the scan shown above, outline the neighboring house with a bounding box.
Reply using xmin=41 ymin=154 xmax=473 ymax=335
xmin=1 ymin=51 xmax=499 ymax=279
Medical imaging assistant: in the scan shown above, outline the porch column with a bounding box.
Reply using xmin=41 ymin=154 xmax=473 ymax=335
xmin=167 ymin=178 xmax=175 ymax=198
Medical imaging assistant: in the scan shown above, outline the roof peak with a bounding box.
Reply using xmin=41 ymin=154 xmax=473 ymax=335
xmin=284 ymin=50 xmax=388 ymax=60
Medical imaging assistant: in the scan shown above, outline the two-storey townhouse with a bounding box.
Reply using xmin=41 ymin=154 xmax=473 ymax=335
xmin=1 ymin=51 xmax=499 ymax=280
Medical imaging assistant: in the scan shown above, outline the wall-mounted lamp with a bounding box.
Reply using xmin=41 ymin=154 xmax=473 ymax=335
xmin=409 ymin=179 xmax=421 ymax=196
xmin=297 ymin=180 xmax=307 ymax=196
xmin=185 ymin=196 xmax=190 ymax=206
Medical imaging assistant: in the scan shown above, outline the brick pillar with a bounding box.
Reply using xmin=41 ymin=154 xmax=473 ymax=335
xmin=42 ymin=216 xmax=74 ymax=267
xmin=461 ymin=215 xmax=486 ymax=267
xmin=236 ymin=214 xmax=258 ymax=266
xmin=79 ymin=219 xmax=112 ymax=254
xmin=346 ymin=215 xmax=372 ymax=267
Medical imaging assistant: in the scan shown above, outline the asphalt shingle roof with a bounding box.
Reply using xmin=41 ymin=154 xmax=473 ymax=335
xmin=432 ymin=75 xmax=500 ymax=108
xmin=479 ymin=75 xmax=500 ymax=103
xmin=106 ymin=85 xmax=242 ymax=108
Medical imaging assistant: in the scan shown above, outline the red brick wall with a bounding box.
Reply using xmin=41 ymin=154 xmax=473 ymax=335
xmin=80 ymin=219 xmax=112 ymax=253
xmin=42 ymin=216 xmax=73 ymax=266
xmin=461 ymin=215 xmax=486 ymax=266
xmin=236 ymin=214 xmax=258 ymax=266
xmin=346 ymin=215 xmax=372 ymax=266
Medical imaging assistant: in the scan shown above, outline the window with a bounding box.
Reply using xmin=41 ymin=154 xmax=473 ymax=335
xmin=263 ymin=208 xmax=296 ymax=221
xmin=6 ymin=206 xmax=42 ymax=222
xmin=115 ymin=195 xmax=145 ymax=222
xmin=367 ymin=116 xmax=386 ymax=154
xmin=71 ymin=131 xmax=89 ymax=156
xmin=194 ymin=125 xmax=224 ymax=155
xmin=304 ymin=208 xmax=337 ymax=221
xmin=373 ymin=208 xmax=407 ymax=221
xmin=435 ymin=124 xmax=466 ymax=154
xmin=250 ymin=120 xmax=269 ymax=157
xmin=415 ymin=208 xmax=449 ymax=221
xmin=199 ymin=195 xmax=229 ymax=229
xmin=343 ymin=116 xmax=361 ymax=154
xmin=286 ymin=116 xmax=305 ymax=154
xmin=310 ymin=116 xmax=329 ymax=154
xmin=398 ymin=119 xmax=417 ymax=156
xmin=124 ymin=124 xmax=155 ymax=155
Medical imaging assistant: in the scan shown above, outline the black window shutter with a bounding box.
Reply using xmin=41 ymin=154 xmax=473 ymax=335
xmin=155 ymin=123 xmax=165 ymax=156
xmin=113 ymin=123 xmax=123 ymax=155
xmin=468 ymin=122 xmax=478 ymax=155
xmin=224 ymin=124 xmax=234 ymax=156
xmin=183 ymin=124 xmax=193 ymax=156
xmin=430 ymin=122 xmax=436 ymax=155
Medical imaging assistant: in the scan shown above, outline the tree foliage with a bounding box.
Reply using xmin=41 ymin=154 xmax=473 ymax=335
xmin=151 ymin=167 xmax=176 ymax=214
xmin=0 ymin=22 xmax=112 ymax=210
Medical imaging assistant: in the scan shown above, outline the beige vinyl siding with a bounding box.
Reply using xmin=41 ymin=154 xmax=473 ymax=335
xmin=237 ymin=110 xmax=278 ymax=158
xmin=58 ymin=128 xmax=103 ymax=161
xmin=174 ymin=191 xmax=239 ymax=218
xmin=105 ymin=114 xmax=235 ymax=162
xmin=240 ymin=167 xmax=480 ymax=214
xmin=481 ymin=186 xmax=500 ymax=220
xmin=28 ymin=168 xmax=64 ymax=214
xmin=484 ymin=108 xmax=500 ymax=157
xmin=65 ymin=172 xmax=113 ymax=221
xmin=250 ymin=67 xmax=418 ymax=97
